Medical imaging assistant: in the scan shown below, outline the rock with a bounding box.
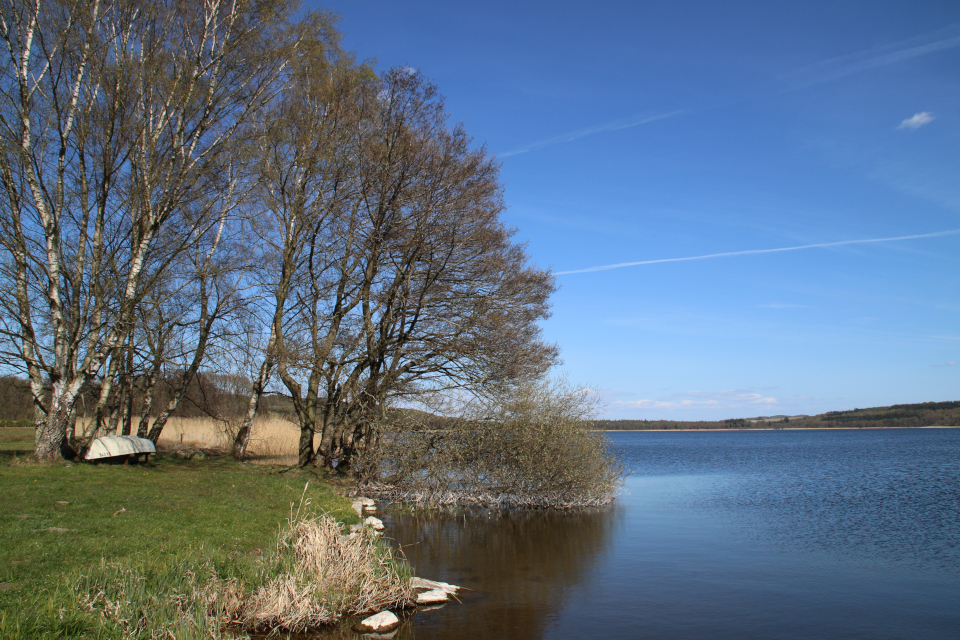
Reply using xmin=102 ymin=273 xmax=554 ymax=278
xmin=411 ymin=577 xmax=459 ymax=595
xmin=358 ymin=497 xmax=375 ymax=507
xmin=416 ymin=588 xmax=450 ymax=605
xmin=355 ymin=610 xmax=400 ymax=633
xmin=352 ymin=500 xmax=364 ymax=516
xmin=363 ymin=504 xmax=377 ymax=512
xmin=364 ymin=516 xmax=385 ymax=530
xmin=349 ymin=523 xmax=363 ymax=533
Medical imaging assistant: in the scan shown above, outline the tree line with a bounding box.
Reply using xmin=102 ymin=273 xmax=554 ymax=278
xmin=0 ymin=0 xmax=558 ymax=468
xmin=595 ymin=400 xmax=960 ymax=431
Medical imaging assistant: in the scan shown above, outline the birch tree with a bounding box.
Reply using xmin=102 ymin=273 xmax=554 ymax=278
xmin=0 ymin=0 xmax=292 ymax=461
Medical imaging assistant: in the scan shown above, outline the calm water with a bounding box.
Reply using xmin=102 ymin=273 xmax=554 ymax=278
xmin=346 ymin=429 xmax=960 ymax=639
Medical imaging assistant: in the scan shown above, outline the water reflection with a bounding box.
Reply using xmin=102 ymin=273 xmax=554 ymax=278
xmin=382 ymin=505 xmax=623 ymax=639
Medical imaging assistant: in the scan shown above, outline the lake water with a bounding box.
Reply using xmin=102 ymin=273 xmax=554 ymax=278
xmin=370 ymin=428 xmax=960 ymax=639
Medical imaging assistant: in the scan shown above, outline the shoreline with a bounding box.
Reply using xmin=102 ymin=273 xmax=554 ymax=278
xmin=597 ymin=425 xmax=960 ymax=432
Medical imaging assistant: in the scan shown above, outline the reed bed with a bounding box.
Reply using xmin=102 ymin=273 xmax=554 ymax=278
xmin=238 ymin=514 xmax=414 ymax=632
xmin=74 ymin=416 xmax=303 ymax=463
xmin=155 ymin=417 xmax=301 ymax=462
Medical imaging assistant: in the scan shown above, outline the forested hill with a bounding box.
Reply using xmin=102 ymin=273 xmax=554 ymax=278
xmin=595 ymin=400 xmax=960 ymax=430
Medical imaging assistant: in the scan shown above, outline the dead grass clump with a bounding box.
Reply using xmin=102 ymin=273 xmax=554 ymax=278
xmin=238 ymin=515 xmax=414 ymax=632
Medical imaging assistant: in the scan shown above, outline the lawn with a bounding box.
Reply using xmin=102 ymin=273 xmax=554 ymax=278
xmin=0 ymin=428 xmax=33 ymax=452
xmin=0 ymin=453 xmax=360 ymax=638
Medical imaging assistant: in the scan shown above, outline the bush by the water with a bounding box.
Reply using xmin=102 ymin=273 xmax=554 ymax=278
xmin=361 ymin=380 xmax=624 ymax=508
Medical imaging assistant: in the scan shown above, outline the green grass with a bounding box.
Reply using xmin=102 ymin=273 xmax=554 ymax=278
xmin=0 ymin=427 xmax=33 ymax=452
xmin=0 ymin=455 xmax=359 ymax=638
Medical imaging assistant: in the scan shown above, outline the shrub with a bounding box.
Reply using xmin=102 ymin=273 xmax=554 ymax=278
xmin=362 ymin=379 xmax=624 ymax=508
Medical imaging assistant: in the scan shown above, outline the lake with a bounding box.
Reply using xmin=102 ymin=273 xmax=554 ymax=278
xmin=372 ymin=428 xmax=960 ymax=639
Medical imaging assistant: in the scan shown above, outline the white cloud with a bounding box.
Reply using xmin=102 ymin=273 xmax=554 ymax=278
xmin=759 ymin=303 xmax=808 ymax=309
xmin=613 ymin=399 xmax=679 ymax=409
xmin=613 ymin=389 xmax=779 ymax=411
xmin=898 ymin=112 xmax=935 ymax=130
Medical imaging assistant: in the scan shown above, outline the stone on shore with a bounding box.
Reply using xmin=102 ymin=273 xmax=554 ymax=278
xmin=411 ymin=577 xmax=459 ymax=595
xmin=356 ymin=610 xmax=400 ymax=633
xmin=416 ymin=588 xmax=450 ymax=604
xmin=353 ymin=497 xmax=376 ymax=516
xmin=364 ymin=516 xmax=385 ymax=530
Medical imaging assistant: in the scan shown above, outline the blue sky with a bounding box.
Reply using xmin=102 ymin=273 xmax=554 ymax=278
xmin=323 ymin=0 xmax=960 ymax=420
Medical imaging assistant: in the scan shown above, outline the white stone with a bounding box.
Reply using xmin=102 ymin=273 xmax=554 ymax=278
xmin=352 ymin=500 xmax=364 ymax=516
xmin=411 ymin=577 xmax=459 ymax=595
xmin=416 ymin=588 xmax=450 ymax=604
xmin=358 ymin=497 xmax=376 ymax=506
xmin=364 ymin=516 xmax=385 ymax=530
xmin=363 ymin=505 xmax=377 ymax=512
xmin=349 ymin=523 xmax=363 ymax=533
xmin=356 ymin=610 xmax=399 ymax=633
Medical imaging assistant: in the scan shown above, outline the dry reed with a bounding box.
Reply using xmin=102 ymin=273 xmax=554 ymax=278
xmin=74 ymin=416 xmax=304 ymax=464
xmin=237 ymin=514 xmax=414 ymax=632
xmin=155 ymin=417 xmax=302 ymax=462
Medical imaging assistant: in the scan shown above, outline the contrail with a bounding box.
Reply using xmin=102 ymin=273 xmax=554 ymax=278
xmin=501 ymin=26 xmax=959 ymax=159
xmin=500 ymin=110 xmax=684 ymax=157
xmin=556 ymin=229 xmax=960 ymax=275
xmin=784 ymin=25 xmax=960 ymax=88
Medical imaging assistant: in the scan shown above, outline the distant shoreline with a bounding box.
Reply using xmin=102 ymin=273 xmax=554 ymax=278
xmin=598 ymin=425 xmax=960 ymax=432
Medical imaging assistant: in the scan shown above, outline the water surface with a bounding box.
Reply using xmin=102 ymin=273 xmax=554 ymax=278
xmin=361 ymin=429 xmax=960 ymax=639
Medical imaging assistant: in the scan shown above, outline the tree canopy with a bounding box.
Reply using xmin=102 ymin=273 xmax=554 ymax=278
xmin=0 ymin=0 xmax=558 ymax=467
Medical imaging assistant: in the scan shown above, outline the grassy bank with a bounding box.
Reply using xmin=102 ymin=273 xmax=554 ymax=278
xmin=0 ymin=451 xmax=381 ymax=638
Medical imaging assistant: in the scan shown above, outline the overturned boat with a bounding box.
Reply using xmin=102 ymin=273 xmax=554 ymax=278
xmin=84 ymin=435 xmax=156 ymax=463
